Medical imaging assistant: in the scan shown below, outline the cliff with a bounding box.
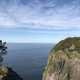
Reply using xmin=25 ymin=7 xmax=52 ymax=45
xmin=43 ymin=37 xmax=80 ymax=80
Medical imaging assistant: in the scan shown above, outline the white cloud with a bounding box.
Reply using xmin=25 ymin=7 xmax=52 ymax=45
xmin=0 ymin=15 xmax=16 ymax=26
xmin=0 ymin=0 xmax=80 ymax=29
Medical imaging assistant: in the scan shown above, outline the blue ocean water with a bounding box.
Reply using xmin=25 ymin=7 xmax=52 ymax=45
xmin=3 ymin=43 xmax=53 ymax=80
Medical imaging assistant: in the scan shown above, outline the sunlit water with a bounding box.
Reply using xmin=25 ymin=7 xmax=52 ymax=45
xmin=3 ymin=43 xmax=53 ymax=80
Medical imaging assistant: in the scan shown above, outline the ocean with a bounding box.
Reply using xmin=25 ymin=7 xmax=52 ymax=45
xmin=3 ymin=43 xmax=53 ymax=80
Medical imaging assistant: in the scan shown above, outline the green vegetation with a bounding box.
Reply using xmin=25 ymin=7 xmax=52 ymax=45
xmin=52 ymin=37 xmax=80 ymax=52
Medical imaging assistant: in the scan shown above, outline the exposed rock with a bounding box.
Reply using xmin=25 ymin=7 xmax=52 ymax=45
xmin=0 ymin=65 xmax=23 ymax=80
xmin=43 ymin=37 xmax=80 ymax=80
xmin=2 ymin=67 xmax=23 ymax=80
xmin=0 ymin=66 xmax=8 ymax=79
xmin=69 ymin=44 xmax=75 ymax=50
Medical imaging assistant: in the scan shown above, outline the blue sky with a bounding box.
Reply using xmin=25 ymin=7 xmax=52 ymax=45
xmin=0 ymin=0 xmax=80 ymax=43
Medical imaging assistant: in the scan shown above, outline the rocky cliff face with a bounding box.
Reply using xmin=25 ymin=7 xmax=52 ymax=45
xmin=43 ymin=37 xmax=80 ymax=80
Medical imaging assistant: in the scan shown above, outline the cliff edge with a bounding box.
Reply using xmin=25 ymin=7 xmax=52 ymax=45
xmin=43 ymin=37 xmax=80 ymax=80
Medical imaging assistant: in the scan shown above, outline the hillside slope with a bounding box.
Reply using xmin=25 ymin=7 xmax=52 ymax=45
xmin=43 ymin=37 xmax=80 ymax=80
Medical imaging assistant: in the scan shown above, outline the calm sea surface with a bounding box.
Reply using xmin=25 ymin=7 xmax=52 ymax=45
xmin=3 ymin=43 xmax=53 ymax=80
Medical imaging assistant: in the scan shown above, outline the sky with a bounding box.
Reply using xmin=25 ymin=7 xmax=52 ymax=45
xmin=0 ymin=0 xmax=80 ymax=43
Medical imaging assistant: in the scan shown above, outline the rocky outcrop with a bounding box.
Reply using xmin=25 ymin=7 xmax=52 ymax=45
xmin=0 ymin=66 xmax=23 ymax=80
xmin=43 ymin=37 xmax=80 ymax=80
xmin=2 ymin=67 xmax=23 ymax=80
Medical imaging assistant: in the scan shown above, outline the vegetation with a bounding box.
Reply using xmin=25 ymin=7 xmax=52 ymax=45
xmin=52 ymin=37 xmax=80 ymax=52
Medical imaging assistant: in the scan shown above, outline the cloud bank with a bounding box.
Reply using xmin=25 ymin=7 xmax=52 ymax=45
xmin=0 ymin=0 xmax=80 ymax=29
